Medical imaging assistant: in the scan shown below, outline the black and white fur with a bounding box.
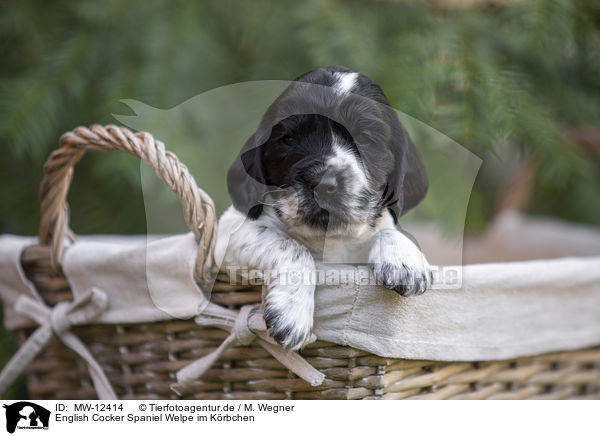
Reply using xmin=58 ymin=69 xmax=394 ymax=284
xmin=216 ymin=66 xmax=432 ymax=350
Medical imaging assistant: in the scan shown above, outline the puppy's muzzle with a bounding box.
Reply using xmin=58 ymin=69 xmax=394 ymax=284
xmin=313 ymin=175 xmax=338 ymax=200
xmin=312 ymin=171 xmax=347 ymax=209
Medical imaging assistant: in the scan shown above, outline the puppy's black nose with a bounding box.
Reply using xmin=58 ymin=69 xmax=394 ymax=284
xmin=314 ymin=176 xmax=338 ymax=199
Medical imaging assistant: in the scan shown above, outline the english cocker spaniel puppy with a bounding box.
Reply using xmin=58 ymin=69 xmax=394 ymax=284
xmin=216 ymin=66 xmax=431 ymax=349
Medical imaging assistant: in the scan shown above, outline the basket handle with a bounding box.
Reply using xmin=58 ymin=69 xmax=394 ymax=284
xmin=38 ymin=124 xmax=217 ymax=285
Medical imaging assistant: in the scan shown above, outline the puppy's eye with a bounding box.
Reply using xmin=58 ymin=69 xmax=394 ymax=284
xmin=280 ymin=136 xmax=293 ymax=146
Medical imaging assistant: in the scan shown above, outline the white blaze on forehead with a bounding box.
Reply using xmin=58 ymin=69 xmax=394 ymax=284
xmin=333 ymin=72 xmax=359 ymax=93
xmin=326 ymin=140 xmax=369 ymax=189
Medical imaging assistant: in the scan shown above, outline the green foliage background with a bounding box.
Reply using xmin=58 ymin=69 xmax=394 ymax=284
xmin=1 ymin=0 xmax=599 ymax=398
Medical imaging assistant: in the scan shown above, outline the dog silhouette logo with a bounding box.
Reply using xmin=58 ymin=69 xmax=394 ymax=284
xmin=2 ymin=402 xmax=50 ymax=433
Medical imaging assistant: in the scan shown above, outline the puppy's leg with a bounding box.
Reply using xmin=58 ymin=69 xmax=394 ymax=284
xmin=369 ymin=228 xmax=432 ymax=296
xmin=216 ymin=207 xmax=315 ymax=350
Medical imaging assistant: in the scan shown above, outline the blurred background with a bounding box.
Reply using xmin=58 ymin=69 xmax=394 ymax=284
xmin=1 ymin=0 xmax=599 ymax=398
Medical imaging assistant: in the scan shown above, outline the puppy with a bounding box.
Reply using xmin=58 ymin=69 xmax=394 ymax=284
xmin=216 ymin=66 xmax=432 ymax=350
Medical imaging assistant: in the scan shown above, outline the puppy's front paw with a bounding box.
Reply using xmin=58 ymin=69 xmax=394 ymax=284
xmin=370 ymin=229 xmax=432 ymax=297
xmin=371 ymin=261 xmax=431 ymax=296
xmin=263 ymin=280 xmax=315 ymax=350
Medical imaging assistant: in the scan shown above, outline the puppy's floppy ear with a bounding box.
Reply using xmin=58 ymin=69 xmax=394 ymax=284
xmin=227 ymin=94 xmax=290 ymax=220
xmin=384 ymin=116 xmax=428 ymax=224
xmin=227 ymin=135 xmax=267 ymax=219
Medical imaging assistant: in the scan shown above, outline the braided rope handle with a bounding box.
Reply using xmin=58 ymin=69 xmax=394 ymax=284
xmin=38 ymin=124 xmax=217 ymax=285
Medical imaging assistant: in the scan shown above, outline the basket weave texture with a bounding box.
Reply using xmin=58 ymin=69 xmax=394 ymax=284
xmin=12 ymin=125 xmax=600 ymax=400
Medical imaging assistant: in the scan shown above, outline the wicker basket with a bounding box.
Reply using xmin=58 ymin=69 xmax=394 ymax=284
xmin=8 ymin=125 xmax=600 ymax=400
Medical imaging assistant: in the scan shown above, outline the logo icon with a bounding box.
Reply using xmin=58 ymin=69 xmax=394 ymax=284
xmin=2 ymin=402 xmax=50 ymax=433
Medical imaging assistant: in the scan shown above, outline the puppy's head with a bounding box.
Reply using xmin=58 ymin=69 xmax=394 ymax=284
xmin=228 ymin=66 xmax=428 ymax=233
